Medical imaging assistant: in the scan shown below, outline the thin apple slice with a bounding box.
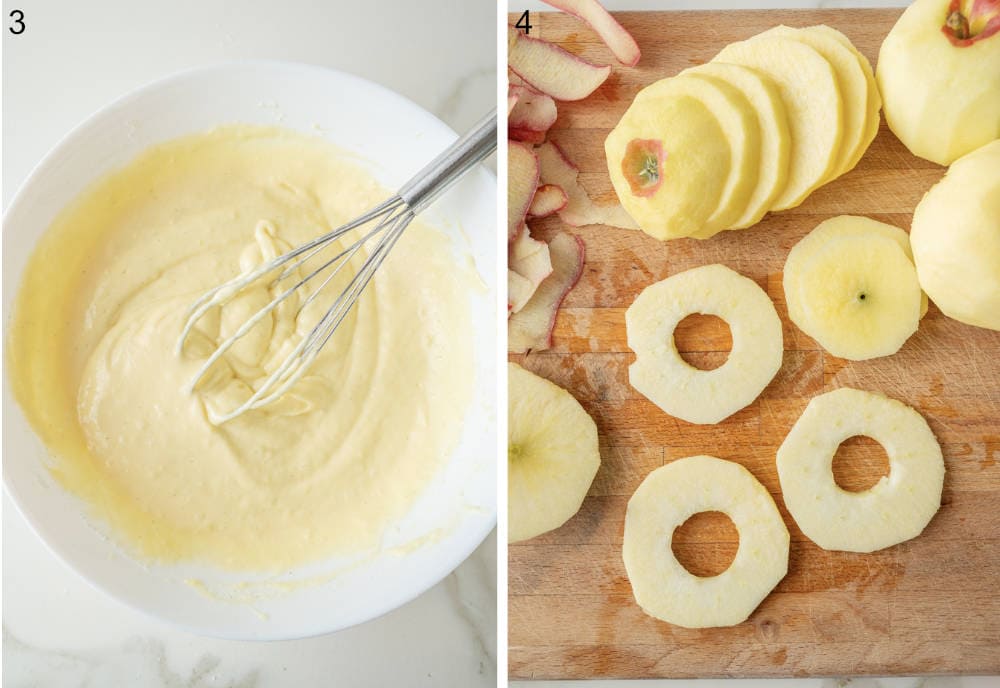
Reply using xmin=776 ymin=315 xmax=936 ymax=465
xmin=528 ymin=184 xmax=568 ymax=218
xmin=541 ymin=0 xmax=641 ymax=66
xmin=509 ymin=232 xmax=585 ymax=353
xmin=509 ymin=225 xmax=554 ymax=316
xmin=536 ymin=141 xmax=638 ymax=229
xmin=508 ymin=141 xmax=540 ymax=241
xmin=509 ymin=85 xmax=558 ymax=141
xmin=508 ymin=26 xmax=612 ymax=101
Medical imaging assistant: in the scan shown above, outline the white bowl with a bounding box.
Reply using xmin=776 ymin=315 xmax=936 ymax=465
xmin=1 ymin=61 xmax=497 ymax=640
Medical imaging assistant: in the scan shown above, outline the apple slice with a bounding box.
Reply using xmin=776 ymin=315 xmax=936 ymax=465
xmin=509 ymin=225 xmax=554 ymax=316
xmin=605 ymin=91 xmax=730 ymax=239
xmin=528 ymin=184 xmax=568 ymax=217
xmin=783 ymin=217 xmax=923 ymax=360
xmin=508 ymin=26 xmax=612 ymax=101
xmin=508 ymin=362 xmax=600 ymax=543
xmin=508 ymin=269 xmax=534 ymax=314
xmin=810 ymin=24 xmax=882 ymax=175
xmin=714 ymin=36 xmax=843 ymax=211
xmin=680 ymin=62 xmax=791 ymax=230
xmin=508 ymin=232 xmax=585 ymax=353
xmin=759 ymin=25 xmax=870 ymax=182
xmin=508 ymin=141 xmax=539 ymax=241
xmin=536 ymin=140 xmax=638 ymax=229
xmin=540 ymin=0 xmax=641 ymax=66
xmin=509 ymin=85 xmax=558 ymax=143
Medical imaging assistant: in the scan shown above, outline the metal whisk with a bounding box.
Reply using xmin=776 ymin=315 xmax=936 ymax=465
xmin=177 ymin=109 xmax=497 ymax=423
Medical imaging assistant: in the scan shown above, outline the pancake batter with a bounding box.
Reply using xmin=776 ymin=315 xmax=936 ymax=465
xmin=8 ymin=126 xmax=478 ymax=571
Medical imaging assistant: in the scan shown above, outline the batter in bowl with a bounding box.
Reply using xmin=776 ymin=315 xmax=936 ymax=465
xmin=7 ymin=125 xmax=479 ymax=571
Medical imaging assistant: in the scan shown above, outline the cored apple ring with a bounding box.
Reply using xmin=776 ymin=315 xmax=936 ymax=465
xmin=625 ymin=264 xmax=783 ymax=424
xmin=623 ymin=455 xmax=789 ymax=628
xmin=777 ymin=387 xmax=945 ymax=553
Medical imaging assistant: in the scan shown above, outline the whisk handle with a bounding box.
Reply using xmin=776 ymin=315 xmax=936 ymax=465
xmin=398 ymin=108 xmax=497 ymax=214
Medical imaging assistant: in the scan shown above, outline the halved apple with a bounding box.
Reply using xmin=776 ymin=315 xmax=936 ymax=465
xmin=509 ymin=232 xmax=585 ymax=353
xmin=540 ymin=0 xmax=641 ymax=66
xmin=714 ymin=35 xmax=843 ymax=210
xmin=680 ymin=62 xmax=791 ymax=231
xmin=508 ymin=141 xmax=539 ymax=241
xmin=528 ymin=183 xmax=569 ymax=217
xmin=508 ymin=362 xmax=600 ymax=543
xmin=877 ymin=0 xmax=1000 ymax=165
xmin=910 ymin=139 xmax=1000 ymax=330
xmin=508 ymin=26 xmax=612 ymax=101
xmin=605 ymin=92 xmax=730 ymax=239
xmin=760 ymin=25 xmax=870 ymax=181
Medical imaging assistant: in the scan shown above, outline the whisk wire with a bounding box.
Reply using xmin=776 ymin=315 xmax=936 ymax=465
xmin=178 ymin=108 xmax=497 ymax=423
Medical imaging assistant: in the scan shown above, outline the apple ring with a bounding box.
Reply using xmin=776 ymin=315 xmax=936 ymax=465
xmin=623 ymin=455 xmax=789 ymax=628
xmin=777 ymin=387 xmax=944 ymax=553
xmin=626 ymin=264 xmax=783 ymax=424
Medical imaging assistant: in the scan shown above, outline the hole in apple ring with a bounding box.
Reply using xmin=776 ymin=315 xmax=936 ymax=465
xmin=674 ymin=313 xmax=733 ymax=371
xmin=672 ymin=510 xmax=740 ymax=578
xmin=832 ymin=434 xmax=890 ymax=492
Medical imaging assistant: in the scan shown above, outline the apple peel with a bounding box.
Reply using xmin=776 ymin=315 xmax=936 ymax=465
xmin=540 ymin=0 xmax=641 ymax=66
xmin=508 ymin=141 xmax=540 ymax=241
xmin=508 ymin=269 xmax=534 ymax=314
xmin=509 ymin=85 xmax=558 ymax=139
xmin=536 ymin=141 xmax=638 ymax=230
xmin=508 ymin=232 xmax=585 ymax=353
xmin=508 ymin=27 xmax=612 ymax=101
xmin=528 ymin=184 xmax=568 ymax=217
xmin=509 ymin=225 xmax=554 ymax=316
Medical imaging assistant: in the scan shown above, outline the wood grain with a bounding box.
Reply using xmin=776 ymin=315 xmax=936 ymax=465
xmin=508 ymin=8 xmax=1000 ymax=679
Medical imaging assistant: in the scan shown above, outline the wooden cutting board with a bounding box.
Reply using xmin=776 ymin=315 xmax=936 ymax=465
xmin=508 ymin=8 xmax=1000 ymax=679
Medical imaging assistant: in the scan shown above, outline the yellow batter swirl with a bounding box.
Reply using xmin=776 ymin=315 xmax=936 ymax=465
xmin=8 ymin=126 xmax=477 ymax=571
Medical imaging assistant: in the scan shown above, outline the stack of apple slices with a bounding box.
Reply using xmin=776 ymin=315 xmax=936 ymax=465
xmin=508 ymin=0 xmax=642 ymax=353
xmin=606 ymin=24 xmax=881 ymax=241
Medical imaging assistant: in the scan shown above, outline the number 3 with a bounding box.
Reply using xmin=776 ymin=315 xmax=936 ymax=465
xmin=9 ymin=9 xmax=25 ymax=35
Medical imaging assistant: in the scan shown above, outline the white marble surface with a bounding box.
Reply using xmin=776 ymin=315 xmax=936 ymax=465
xmin=2 ymin=1 xmax=496 ymax=686
xmin=507 ymin=0 xmax=995 ymax=686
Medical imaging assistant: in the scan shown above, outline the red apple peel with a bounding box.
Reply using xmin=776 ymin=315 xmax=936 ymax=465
xmin=508 ymin=232 xmax=586 ymax=353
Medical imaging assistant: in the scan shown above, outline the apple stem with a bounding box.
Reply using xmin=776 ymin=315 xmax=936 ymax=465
xmin=946 ymin=10 xmax=971 ymax=39
xmin=640 ymin=157 xmax=659 ymax=185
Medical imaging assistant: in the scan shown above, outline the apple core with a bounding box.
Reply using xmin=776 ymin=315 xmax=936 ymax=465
xmin=621 ymin=138 xmax=664 ymax=197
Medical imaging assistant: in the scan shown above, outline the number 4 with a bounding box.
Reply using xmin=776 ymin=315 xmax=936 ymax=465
xmin=515 ymin=10 xmax=532 ymax=35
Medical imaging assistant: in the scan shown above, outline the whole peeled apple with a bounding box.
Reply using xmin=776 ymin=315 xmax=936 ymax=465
xmin=910 ymin=139 xmax=1000 ymax=330
xmin=877 ymin=0 xmax=1000 ymax=165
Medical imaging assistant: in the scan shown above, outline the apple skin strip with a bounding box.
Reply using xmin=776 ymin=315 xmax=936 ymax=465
xmin=536 ymin=141 xmax=638 ymax=230
xmin=509 ymin=232 xmax=585 ymax=353
xmin=540 ymin=0 xmax=641 ymax=66
xmin=508 ymin=27 xmax=611 ymax=102
xmin=508 ymin=141 xmax=540 ymax=241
